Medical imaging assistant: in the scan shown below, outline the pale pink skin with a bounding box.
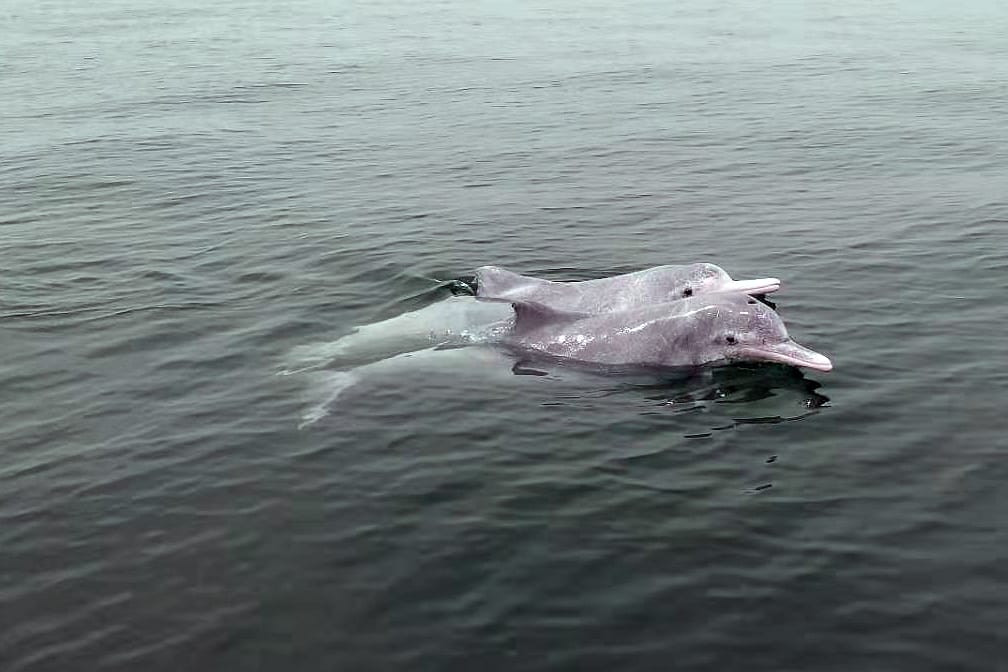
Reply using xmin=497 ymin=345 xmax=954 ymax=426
xmin=476 ymin=263 xmax=780 ymax=314
xmin=504 ymin=292 xmax=832 ymax=373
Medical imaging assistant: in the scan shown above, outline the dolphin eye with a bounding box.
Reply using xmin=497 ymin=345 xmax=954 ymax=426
xmin=725 ymin=334 xmax=737 ymax=345
xmin=682 ymin=287 xmax=693 ymax=298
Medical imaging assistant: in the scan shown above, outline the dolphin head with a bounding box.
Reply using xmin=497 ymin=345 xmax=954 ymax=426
xmin=689 ymin=294 xmax=832 ymax=372
xmin=672 ymin=263 xmax=781 ymax=300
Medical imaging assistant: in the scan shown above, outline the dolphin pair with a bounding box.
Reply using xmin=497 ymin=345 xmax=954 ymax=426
xmin=474 ymin=264 xmax=832 ymax=372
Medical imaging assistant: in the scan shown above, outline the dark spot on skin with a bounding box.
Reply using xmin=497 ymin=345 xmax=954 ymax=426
xmin=725 ymin=334 xmax=737 ymax=345
xmin=682 ymin=287 xmax=693 ymax=298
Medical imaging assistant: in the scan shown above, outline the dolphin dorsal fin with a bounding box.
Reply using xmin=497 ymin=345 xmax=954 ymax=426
xmin=510 ymin=300 xmax=589 ymax=331
xmin=474 ymin=265 xmax=548 ymax=300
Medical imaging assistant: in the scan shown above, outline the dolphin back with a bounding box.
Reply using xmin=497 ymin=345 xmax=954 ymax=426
xmin=475 ymin=265 xmax=676 ymax=313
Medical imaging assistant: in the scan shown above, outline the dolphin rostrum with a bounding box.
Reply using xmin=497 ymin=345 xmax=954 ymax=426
xmin=501 ymin=292 xmax=832 ymax=372
xmin=475 ymin=263 xmax=781 ymax=314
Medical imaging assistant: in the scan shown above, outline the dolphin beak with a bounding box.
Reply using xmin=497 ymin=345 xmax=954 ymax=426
xmin=722 ymin=277 xmax=782 ymax=295
xmin=742 ymin=339 xmax=833 ymax=372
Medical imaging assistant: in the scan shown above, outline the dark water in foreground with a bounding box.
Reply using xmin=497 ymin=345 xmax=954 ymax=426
xmin=3 ymin=1 xmax=1008 ymax=669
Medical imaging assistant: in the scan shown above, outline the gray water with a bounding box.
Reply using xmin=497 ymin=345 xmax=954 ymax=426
xmin=3 ymin=0 xmax=1008 ymax=669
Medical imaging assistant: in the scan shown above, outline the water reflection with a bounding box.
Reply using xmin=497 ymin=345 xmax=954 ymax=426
xmin=647 ymin=363 xmax=828 ymax=416
xmin=519 ymin=358 xmax=830 ymax=429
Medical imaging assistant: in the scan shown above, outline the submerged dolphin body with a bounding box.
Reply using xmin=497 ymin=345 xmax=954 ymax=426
xmin=501 ymin=292 xmax=832 ymax=372
xmin=475 ymin=263 xmax=781 ymax=313
xmin=284 ymin=296 xmax=514 ymax=371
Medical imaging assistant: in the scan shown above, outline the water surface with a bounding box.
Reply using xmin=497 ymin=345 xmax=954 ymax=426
xmin=2 ymin=0 xmax=1007 ymax=669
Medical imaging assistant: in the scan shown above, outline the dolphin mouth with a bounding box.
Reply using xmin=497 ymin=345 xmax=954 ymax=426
xmin=740 ymin=339 xmax=833 ymax=372
xmin=722 ymin=277 xmax=782 ymax=295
